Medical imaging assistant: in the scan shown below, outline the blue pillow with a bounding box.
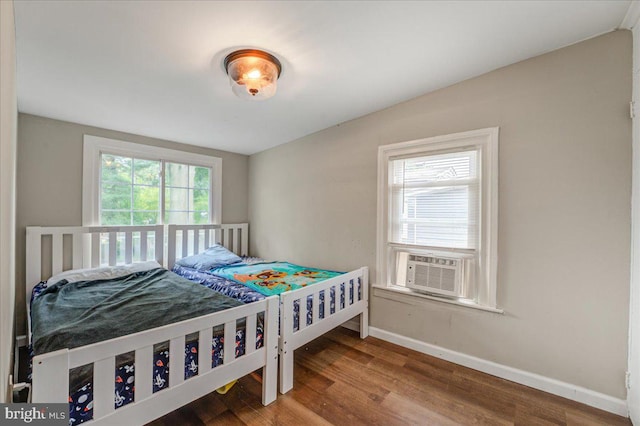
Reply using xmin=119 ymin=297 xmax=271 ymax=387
xmin=176 ymin=244 xmax=242 ymax=271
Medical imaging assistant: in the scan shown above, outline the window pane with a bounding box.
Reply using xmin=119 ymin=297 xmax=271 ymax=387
xmin=163 ymin=163 xmax=211 ymax=224
xmin=192 ymin=211 xmax=209 ymax=224
xmin=100 ymin=156 xmax=162 ymax=226
xmin=192 ymin=189 xmax=209 ymax=212
xmin=192 ymin=166 xmax=210 ymax=189
xmin=166 ymin=211 xmax=188 ymax=224
xmin=101 ymin=183 xmax=131 ymax=210
xmin=165 ymin=187 xmax=190 ymax=211
xmin=405 ymin=186 xmax=470 ymax=220
xmin=134 ymin=159 xmax=160 ymax=186
xmin=133 ymin=211 xmax=159 ymax=226
xmin=390 ymin=149 xmax=479 ymax=249
xmin=101 ymin=155 xmax=132 ymax=184
xmin=166 ymin=162 xmax=189 ymax=187
xmin=392 ymin=150 xmax=477 ymax=185
xmin=133 ymin=185 xmax=160 ymax=211
xmin=101 ymin=211 xmax=131 ymax=226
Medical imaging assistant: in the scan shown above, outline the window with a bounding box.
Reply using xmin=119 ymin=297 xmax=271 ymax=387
xmin=377 ymin=128 xmax=498 ymax=309
xmin=83 ymin=135 xmax=221 ymax=226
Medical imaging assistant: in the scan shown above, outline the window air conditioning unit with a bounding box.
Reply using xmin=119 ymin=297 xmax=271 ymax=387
xmin=406 ymin=253 xmax=472 ymax=298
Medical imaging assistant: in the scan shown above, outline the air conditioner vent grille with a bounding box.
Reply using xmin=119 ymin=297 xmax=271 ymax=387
xmin=406 ymin=253 xmax=471 ymax=298
xmin=441 ymin=268 xmax=456 ymax=292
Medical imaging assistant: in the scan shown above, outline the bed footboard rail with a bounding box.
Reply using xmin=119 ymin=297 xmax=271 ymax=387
xmin=278 ymin=266 xmax=369 ymax=394
xmin=32 ymin=296 xmax=278 ymax=424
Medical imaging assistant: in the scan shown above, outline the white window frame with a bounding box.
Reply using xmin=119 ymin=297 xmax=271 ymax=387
xmin=83 ymin=135 xmax=222 ymax=226
xmin=376 ymin=127 xmax=499 ymax=310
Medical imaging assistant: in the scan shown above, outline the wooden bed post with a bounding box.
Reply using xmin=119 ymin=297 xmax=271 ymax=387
xmin=278 ymin=292 xmax=294 ymax=394
xmin=167 ymin=224 xmax=177 ymax=269
xmin=360 ymin=267 xmax=369 ymax=339
xmin=31 ymin=349 xmax=69 ymax=403
xmin=262 ymin=296 xmax=279 ymax=405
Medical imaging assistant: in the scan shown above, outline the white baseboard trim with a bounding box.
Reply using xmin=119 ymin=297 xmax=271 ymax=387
xmin=369 ymin=327 xmax=628 ymax=417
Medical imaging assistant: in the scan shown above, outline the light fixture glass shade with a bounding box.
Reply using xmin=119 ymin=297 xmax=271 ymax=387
xmin=224 ymin=49 xmax=282 ymax=100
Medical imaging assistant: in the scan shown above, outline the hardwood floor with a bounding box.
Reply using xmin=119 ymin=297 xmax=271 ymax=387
xmin=147 ymin=327 xmax=631 ymax=425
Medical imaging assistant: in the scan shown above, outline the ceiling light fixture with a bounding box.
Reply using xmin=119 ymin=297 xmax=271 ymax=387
xmin=224 ymin=49 xmax=282 ymax=100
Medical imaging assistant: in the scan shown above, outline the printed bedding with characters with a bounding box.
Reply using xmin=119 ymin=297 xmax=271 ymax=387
xmin=213 ymin=262 xmax=343 ymax=296
xmin=29 ymin=262 xmax=264 ymax=425
xmin=171 ymin=244 xmax=363 ymax=331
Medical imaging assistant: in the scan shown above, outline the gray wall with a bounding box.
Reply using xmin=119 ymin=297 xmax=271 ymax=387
xmin=15 ymin=114 xmax=250 ymax=334
xmin=249 ymin=30 xmax=632 ymax=398
xmin=1 ymin=0 xmax=17 ymax=402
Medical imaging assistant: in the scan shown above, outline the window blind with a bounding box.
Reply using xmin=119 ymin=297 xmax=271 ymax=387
xmin=390 ymin=149 xmax=479 ymax=249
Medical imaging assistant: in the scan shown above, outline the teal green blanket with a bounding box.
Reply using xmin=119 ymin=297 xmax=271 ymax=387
xmin=212 ymin=262 xmax=342 ymax=296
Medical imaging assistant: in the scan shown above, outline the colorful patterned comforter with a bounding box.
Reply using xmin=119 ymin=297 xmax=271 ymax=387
xmin=212 ymin=262 xmax=342 ymax=296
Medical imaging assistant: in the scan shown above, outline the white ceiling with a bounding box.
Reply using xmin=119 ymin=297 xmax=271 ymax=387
xmin=14 ymin=1 xmax=634 ymax=155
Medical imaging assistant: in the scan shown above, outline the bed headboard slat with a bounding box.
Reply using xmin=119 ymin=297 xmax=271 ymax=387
xmin=222 ymin=228 xmax=230 ymax=250
xmin=140 ymin=230 xmax=148 ymax=261
xmin=204 ymin=229 xmax=210 ymax=249
xmin=233 ymin=229 xmax=239 ymax=255
xmin=155 ymin=228 xmax=164 ymax=267
xmin=182 ymin=231 xmax=189 ymax=259
xmin=193 ymin=231 xmax=200 ymax=255
xmin=25 ymin=228 xmax=42 ymax=297
xmin=72 ymin=233 xmax=83 ymax=269
xmin=91 ymin=232 xmax=100 ymax=268
xmin=166 ymin=223 xmax=249 ymax=270
xmin=108 ymin=232 xmax=117 ymax=266
xmin=51 ymin=234 xmax=63 ymax=276
xmin=125 ymin=232 xmax=133 ymax=264
xmin=242 ymin=225 xmax=249 ymax=255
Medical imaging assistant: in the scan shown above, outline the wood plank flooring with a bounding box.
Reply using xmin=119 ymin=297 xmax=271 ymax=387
xmin=147 ymin=327 xmax=631 ymax=425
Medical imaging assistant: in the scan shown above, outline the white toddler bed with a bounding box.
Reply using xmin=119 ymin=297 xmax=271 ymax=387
xmin=167 ymin=223 xmax=369 ymax=394
xmin=26 ymin=224 xmax=278 ymax=425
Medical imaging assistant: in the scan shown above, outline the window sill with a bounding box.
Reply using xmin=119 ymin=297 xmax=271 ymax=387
xmin=372 ymin=284 xmax=504 ymax=314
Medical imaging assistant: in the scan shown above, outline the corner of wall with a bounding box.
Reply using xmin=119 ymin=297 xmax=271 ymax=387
xmin=0 ymin=0 xmax=18 ymax=403
xmin=626 ymin=12 xmax=640 ymax=424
